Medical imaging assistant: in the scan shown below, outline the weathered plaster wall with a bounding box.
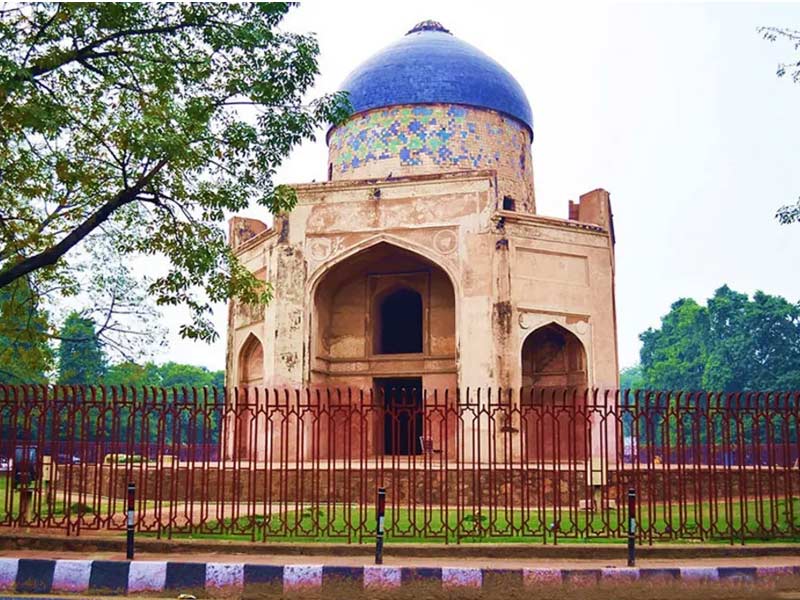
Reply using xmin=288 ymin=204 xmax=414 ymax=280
xmin=225 ymin=170 xmax=619 ymax=461
xmin=503 ymin=215 xmax=619 ymax=391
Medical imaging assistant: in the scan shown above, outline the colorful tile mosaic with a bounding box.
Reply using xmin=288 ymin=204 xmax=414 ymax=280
xmin=328 ymin=104 xmax=530 ymax=182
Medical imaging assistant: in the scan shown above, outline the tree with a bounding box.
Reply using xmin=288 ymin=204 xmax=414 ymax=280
xmin=57 ymin=311 xmax=106 ymax=383
xmin=103 ymin=360 xmax=223 ymax=391
xmin=158 ymin=361 xmax=223 ymax=391
xmin=102 ymin=360 xmax=225 ymax=445
xmin=639 ymin=286 xmax=800 ymax=392
xmin=0 ymin=279 xmax=53 ymax=382
xmin=703 ymin=287 xmax=800 ymax=391
xmin=103 ymin=361 xmax=161 ymax=389
xmin=639 ymin=298 xmax=709 ymax=390
xmin=759 ymin=26 xmax=800 ymax=224
xmin=0 ymin=3 xmax=349 ymax=342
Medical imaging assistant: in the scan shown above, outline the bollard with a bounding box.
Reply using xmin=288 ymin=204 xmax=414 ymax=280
xmin=126 ymin=482 xmax=135 ymax=560
xmin=627 ymin=487 xmax=636 ymax=567
xmin=375 ymin=487 xmax=386 ymax=565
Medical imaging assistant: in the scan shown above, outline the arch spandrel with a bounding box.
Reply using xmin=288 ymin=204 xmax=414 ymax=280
xmin=305 ymin=233 xmax=462 ymax=301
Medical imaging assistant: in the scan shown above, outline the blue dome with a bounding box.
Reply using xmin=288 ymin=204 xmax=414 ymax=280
xmin=339 ymin=21 xmax=534 ymax=136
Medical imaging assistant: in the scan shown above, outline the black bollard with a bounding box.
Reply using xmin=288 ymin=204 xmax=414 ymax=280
xmin=627 ymin=487 xmax=636 ymax=567
xmin=126 ymin=482 xmax=135 ymax=560
xmin=375 ymin=487 xmax=386 ymax=565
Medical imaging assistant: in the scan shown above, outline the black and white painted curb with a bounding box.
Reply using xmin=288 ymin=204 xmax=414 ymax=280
xmin=0 ymin=558 xmax=797 ymax=594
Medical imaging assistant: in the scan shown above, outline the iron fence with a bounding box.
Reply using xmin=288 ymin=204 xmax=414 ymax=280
xmin=0 ymin=385 xmax=798 ymax=544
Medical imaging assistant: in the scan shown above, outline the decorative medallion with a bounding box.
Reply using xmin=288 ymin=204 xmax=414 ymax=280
xmin=433 ymin=229 xmax=457 ymax=255
xmin=307 ymin=237 xmax=345 ymax=263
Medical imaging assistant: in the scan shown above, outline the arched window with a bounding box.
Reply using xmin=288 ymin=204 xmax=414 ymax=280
xmin=239 ymin=334 xmax=264 ymax=387
xmin=377 ymin=288 xmax=423 ymax=354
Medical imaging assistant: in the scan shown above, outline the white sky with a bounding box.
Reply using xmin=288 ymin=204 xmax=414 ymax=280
xmin=156 ymin=1 xmax=800 ymax=373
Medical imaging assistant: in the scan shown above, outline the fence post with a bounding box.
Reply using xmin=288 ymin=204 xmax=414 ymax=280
xmin=375 ymin=487 xmax=386 ymax=565
xmin=627 ymin=487 xmax=636 ymax=567
xmin=126 ymin=482 xmax=135 ymax=560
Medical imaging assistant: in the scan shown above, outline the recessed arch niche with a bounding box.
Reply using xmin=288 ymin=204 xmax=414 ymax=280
xmin=521 ymin=322 xmax=587 ymax=400
xmin=310 ymin=241 xmax=456 ymax=388
xmin=520 ymin=322 xmax=589 ymax=461
xmin=239 ymin=333 xmax=264 ymax=388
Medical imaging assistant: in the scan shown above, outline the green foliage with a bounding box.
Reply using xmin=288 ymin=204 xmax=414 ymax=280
xmin=619 ymin=364 xmax=645 ymax=391
xmin=104 ymin=360 xmax=223 ymax=390
xmin=0 ymin=279 xmax=53 ymax=382
xmin=102 ymin=361 xmax=161 ymax=388
xmin=640 ymin=298 xmax=709 ymax=390
xmin=103 ymin=361 xmax=226 ymax=445
xmin=639 ymin=285 xmax=800 ymax=391
xmin=0 ymin=3 xmax=351 ymax=342
xmin=57 ymin=311 xmax=106 ymax=383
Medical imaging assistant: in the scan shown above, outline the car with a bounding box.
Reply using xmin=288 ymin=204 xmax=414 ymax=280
xmin=0 ymin=457 xmax=11 ymax=472
xmin=56 ymin=453 xmax=81 ymax=465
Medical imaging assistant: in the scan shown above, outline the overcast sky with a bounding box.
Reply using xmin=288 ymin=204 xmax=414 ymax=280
xmin=154 ymin=1 xmax=800 ymax=373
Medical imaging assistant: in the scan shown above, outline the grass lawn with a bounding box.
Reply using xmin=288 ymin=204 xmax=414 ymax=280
xmin=3 ymin=472 xmax=798 ymax=544
xmin=0 ymin=473 xmax=151 ymax=520
xmin=146 ymin=497 xmax=800 ymax=544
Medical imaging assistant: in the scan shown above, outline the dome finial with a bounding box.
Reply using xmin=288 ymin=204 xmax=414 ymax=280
xmin=406 ymin=20 xmax=452 ymax=35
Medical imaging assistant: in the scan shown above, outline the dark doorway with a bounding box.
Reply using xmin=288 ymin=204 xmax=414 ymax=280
xmin=378 ymin=288 xmax=423 ymax=354
xmin=376 ymin=377 xmax=423 ymax=455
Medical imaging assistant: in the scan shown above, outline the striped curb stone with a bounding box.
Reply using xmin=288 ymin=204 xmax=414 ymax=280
xmin=523 ymin=567 xmax=562 ymax=584
xmin=127 ymin=561 xmax=166 ymax=593
xmin=0 ymin=559 xmax=795 ymax=594
xmin=205 ymin=562 xmax=244 ymax=589
xmin=718 ymin=567 xmax=758 ymax=580
xmin=51 ymin=560 xmax=92 ymax=593
xmin=322 ymin=565 xmax=363 ymax=587
xmin=680 ymin=567 xmax=720 ymax=581
xmin=88 ymin=560 xmax=129 ymax=594
xmin=17 ymin=559 xmax=55 ymax=594
xmin=640 ymin=568 xmax=681 ymax=580
xmin=442 ymin=567 xmax=482 ymax=588
xmin=601 ymin=567 xmax=639 ymax=580
xmin=242 ymin=564 xmax=282 ymax=590
xmin=363 ymin=566 xmax=402 ymax=588
xmin=283 ymin=564 xmax=322 ymax=589
xmin=0 ymin=558 xmax=18 ymax=591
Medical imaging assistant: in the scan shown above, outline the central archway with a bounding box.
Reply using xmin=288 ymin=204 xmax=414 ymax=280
xmin=310 ymin=241 xmax=457 ymax=457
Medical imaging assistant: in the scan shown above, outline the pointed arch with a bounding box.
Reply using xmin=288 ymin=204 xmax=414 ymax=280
xmin=238 ymin=333 xmax=264 ymax=387
xmin=307 ymin=234 xmax=461 ymax=301
xmin=308 ymin=239 xmax=457 ymax=389
xmin=521 ymin=322 xmax=587 ymax=398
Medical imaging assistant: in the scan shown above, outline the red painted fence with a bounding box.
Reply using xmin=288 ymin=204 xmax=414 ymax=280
xmin=0 ymin=385 xmax=798 ymax=544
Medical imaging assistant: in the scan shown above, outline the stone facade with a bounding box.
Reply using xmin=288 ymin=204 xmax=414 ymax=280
xmin=227 ymin=166 xmax=617 ymax=393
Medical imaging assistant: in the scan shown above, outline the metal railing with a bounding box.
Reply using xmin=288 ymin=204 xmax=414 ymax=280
xmin=0 ymin=385 xmax=798 ymax=544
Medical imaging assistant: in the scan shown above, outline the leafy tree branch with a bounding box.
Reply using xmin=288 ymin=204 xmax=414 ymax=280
xmin=0 ymin=3 xmax=351 ymax=343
